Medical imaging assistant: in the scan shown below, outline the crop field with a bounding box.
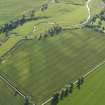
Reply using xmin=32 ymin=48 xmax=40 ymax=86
xmin=0 ymin=0 xmax=105 ymax=105
xmin=1 ymin=28 xmax=105 ymax=105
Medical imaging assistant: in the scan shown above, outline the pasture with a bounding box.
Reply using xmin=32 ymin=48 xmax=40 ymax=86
xmin=0 ymin=0 xmax=105 ymax=105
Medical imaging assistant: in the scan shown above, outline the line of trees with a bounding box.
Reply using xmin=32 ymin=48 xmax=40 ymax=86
xmin=102 ymin=0 xmax=105 ymax=3
xmin=0 ymin=9 xmax=36 ymax=35
xmin=13 ymin=77 xmax=84 ymax=105
xmin=38 ymin=24 xmax=62 ymax=40
xmin=86 ymin=9 xmax=105 ymax=32
xmin=0 ymin=2 xmax=50 ymax=35
xmin=51 ymin=82 xmax=74 ymax=105
xmin=41 ymin=4 xmax=48 ymax=11
xmin=51 ymin=77 xmax=84 ymax=105
xmin=24 ymin=96 xmax=30 ymax=105
xmin=76 ymin=77 xmax=84 ymax=89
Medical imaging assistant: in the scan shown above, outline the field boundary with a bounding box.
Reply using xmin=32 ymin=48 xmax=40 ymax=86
xmin=0 ymin=0 xmax=92 ymax=60
xmin=0 ymin=73 xmax=25 ymax=98
xmin=41 ymin=59 xmax=105 ymax=105
xmin=0 ymin=38 xmax=33 ymax=63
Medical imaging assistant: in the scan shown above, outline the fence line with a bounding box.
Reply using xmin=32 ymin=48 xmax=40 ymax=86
xmin=41 ymin=60 xmax=105 ymax=105
xmin=0 ymin=74 xmax=25 ymax=98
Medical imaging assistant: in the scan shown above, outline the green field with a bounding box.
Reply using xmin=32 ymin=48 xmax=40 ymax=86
xmin=0 ymin=0 xmax=86 ymax=25
xmin=1 ymin=28 xmax=105 ymax=104
xmin=0 ymin=79 xmax=23 ymax=105
xmin=0 ymin=0 xmax=105 ymax=105
xmin=59 ymin=63 xmax=105 ymax=105
xmin=0 ymin=0 xmax=88 ymax=57
xmin=90 ymin=0 xmax=104 ymax=15
xmin=0 ymin=0 xmax=46 ymax=24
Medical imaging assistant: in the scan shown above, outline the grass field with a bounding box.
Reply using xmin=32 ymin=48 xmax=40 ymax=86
xmin=0 ymin=0 xmax=105 ymax=105
xmin=0 ymin=79 xmax=23 ymax=105
xmin=0 ymin=0 xmax=86 ymax=25
xmin=58 ymin=63 xmax=105 ymax=105
xmin=37 ymin=3 xmax=87 ymax=27
xmin=90 ymin=0 xmax=105 ymax=15
xmin=0 ymin=0 xmax=46 ymax=25
xmin=0 ymin=0 xmax=88 ymax=60
xmin=10 ymin=3 xmax=87 ymax=38
xmin=1 ymin=28 xmax=105 ymax=104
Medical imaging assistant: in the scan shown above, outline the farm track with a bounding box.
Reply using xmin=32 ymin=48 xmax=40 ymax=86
xmin=82 ymin=0 xmax=91 ymax=25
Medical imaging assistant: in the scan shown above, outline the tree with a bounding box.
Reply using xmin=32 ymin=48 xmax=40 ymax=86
xmin=103 ymin=0 xmax=105 ymax=3
xmin=0 ymin=42 xmax=2 ymax=46
xmin=24 ymin=96 xmax=30 ymax=105
xmin=77 ymin=78 xmax=81 ymax=89
xmin=43 ymin=31 xmax=49 ymax=39
xmin=38 ymin=34 xmax=42 ymax=40
xmin=59 ymin=89 xmax=65 ymax=100
xmin=52 ymin=0 xmax=59 ymax=3
xmin=53 ymin=24 xmax=62 ymax=34
xmin=14 ymin=91 xmax=19 ymax=96
xmin=76 ymin=77 xmax=84 ymax=89
xmin=64 ymin=87 xmax=69 ymax=96
xmin=80 ymin=76 xmax=84 ymax=85
xmin=48 ymin=27 xmax=55 ymax=36
xmin=30 ymin=10 xmax=35 ymax=19
xmin=98 ymin=20 xmax=102 ymax=28
xmin=51 ymin=92 xmax=59 ymax=105
xmin=68 ymin=83 xmax=73 ymax=94
xmin=20 ymin=15 xmax=26 ymax=25
xmin=0 ymin=26 xmax=3 ymax=33
xmin=102 ymin=26 xmax=105 ymax=31
xmin=41 ymin=4 xmax=48 ymax=11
